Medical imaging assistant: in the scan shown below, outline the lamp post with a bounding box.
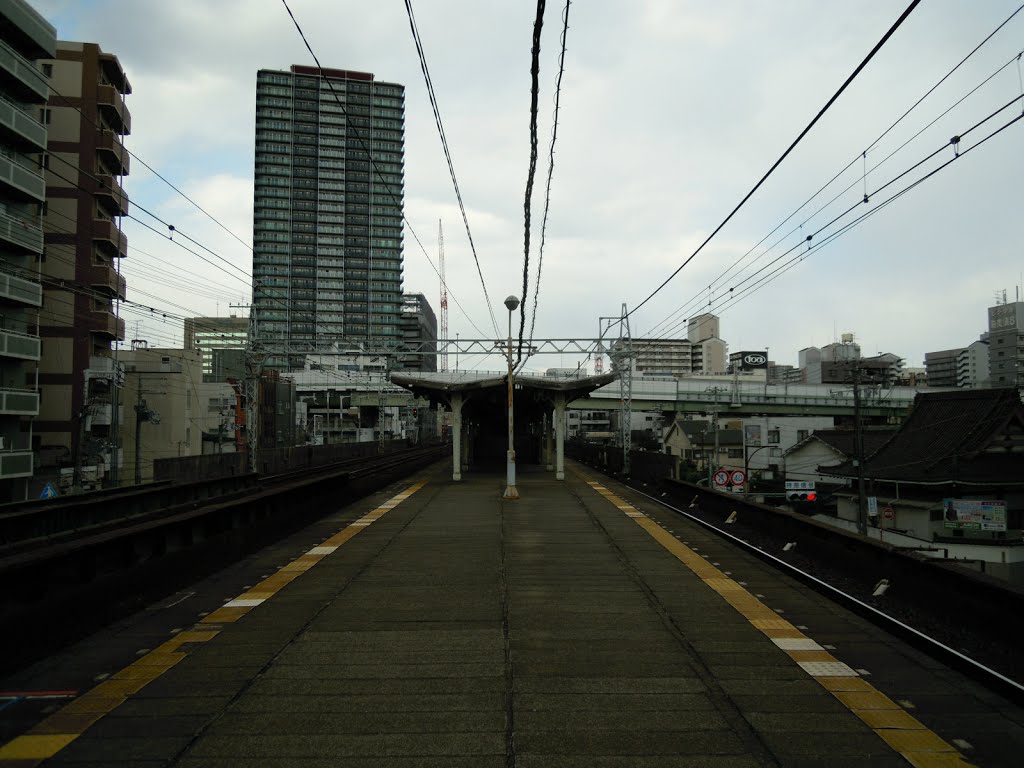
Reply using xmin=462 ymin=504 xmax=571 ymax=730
xmin=503 ymin=295 xmax=520 ymax=500
xmin=744 ymin=443 xmax=774 ymax=498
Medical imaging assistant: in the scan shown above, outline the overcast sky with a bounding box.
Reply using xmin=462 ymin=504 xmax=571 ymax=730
xmin=34 ymin=0 xmax=1024 ymax=373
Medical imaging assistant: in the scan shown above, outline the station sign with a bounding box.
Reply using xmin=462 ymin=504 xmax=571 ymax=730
xmin=785 ymin=481 xmax=815 ymax=491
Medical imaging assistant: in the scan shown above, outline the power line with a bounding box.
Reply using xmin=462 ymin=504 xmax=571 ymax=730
xmin=402 ymin=0 xmax=500 ymax=337
xmin=277 ymin=0 xmax=490 ymax=341
xmin=527 ymin=0 xmax=572 ymax=351
xmin=625 ymin=0 xmax=921 ymax=323
xmin=517 ymin=0 xmax=548 ymax=366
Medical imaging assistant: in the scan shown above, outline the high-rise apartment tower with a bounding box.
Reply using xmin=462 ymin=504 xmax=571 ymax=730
xmin=252 ymin=66 xmax=405 ymax=370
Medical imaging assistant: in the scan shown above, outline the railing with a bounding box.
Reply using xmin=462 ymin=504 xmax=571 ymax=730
xmin=0 ymin=449 xmax=32 ymax=480
xmin=0 ymin=96 xmax=46 ymax=149
xmin=0 ymin=328 xmax=40 ymax=360
xmin=0 ymin=270 xmax=41 ymax=306
xmin=0 ymin=153 xmax=44 ymax=200
xmin=0 ymin=39 xmax=48 ymax=102
xmin=0 ymin=387 xmax=38 ymax=415
xmin=0 ymin=208 xmax=42 ymax=253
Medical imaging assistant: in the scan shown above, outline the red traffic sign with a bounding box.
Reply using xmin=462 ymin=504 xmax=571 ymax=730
xmin=883 ymin=506 xmax=894 ymax=520
xmin=730 ymin=469 xmax=747 ymax=486
xmin=713 ymin=470 xmax=730 ymax=487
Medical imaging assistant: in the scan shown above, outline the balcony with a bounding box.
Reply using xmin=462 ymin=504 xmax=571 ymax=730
xmin=0 ymin=209 xmax=42 ymax=254
xmin=90 ymin=311 xmax=126 ymax=341
xmin=96 ymin=129 xmax=129 ymax=176
xmin=96 ymin=84 xmax=131 ymax=134
xmin=0 ymin=39 xmax=49 ymax=103
xmin=0 ymin=97 xmax=46 ymax=150
xmin=0 ymin=328 xmax=40 ymax=360
xmin=0 ymin=271 xmax=41 ymax=307
xmin=0 ymin=153 xmax=44 ymax=201
xmin=93 ymin=174 xmax=129 ymax=216
xmin=89 ymin=265 xmax=126 ymax=299
xmin=0 ymin=449 xmax=32 ymax=479
xmin=0 ymin=387 xmax=38 ymax=415
xmin=92 ymin=219 xmax=128 ymax=259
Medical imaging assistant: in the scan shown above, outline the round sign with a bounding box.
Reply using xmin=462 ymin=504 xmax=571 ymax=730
xmin=713 ymin=470 xmax=729 ymax=487
xmin=883 ymin=506 xmax=894 ymax=520
xmin=743 ymin=354 xmax=767 ymax=366
xmin=730 ymin=469 xmax=747 ymax=486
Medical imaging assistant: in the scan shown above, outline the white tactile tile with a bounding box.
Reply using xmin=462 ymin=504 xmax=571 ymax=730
xmin=772 ymin=638 xmax=825 ymax=651
xmin=307 ymin=546 xmax=338 ymax=555
xmin=798 ymin=660 xmax=859 ymax=677
xmin=224 ymin=598 xmax=266 ymax=608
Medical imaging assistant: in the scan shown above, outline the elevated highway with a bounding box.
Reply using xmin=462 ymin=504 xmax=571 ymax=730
xmin=577 ymin=376 xmax=919 ymax=418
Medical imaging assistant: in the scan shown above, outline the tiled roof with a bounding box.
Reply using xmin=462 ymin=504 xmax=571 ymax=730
xmin=789 ymin=429 xmax=896 ymax=459
xmin=825 ymin=388 xmax=1024 ymax=483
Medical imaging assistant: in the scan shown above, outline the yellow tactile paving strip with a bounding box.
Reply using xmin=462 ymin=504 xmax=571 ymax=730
xmin=581 ymin=475 xmax=976 ymax=768
xmin=0 ymin=481 xmax=427 ymax=766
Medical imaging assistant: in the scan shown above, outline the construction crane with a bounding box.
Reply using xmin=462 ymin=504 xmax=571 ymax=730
xmin=438 ymin=220 xmax=449 ymax=372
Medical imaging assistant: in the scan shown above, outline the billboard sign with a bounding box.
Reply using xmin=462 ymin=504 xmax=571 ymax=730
xmin=738 ymin=351 xmax=768 ymax=370
xmin=941 ymin=498 xmax=1007 ymax=532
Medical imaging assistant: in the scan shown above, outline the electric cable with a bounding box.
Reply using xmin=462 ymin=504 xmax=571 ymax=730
xmin=625 ymin=0 xmax=922 ymax=324
xmin=527 ymin=0 xmax=571 ymax=355
xmin=516 ymin=0 xmax=547 ymax=366
xmin=402 ymin=0 xmax=501 ymax=336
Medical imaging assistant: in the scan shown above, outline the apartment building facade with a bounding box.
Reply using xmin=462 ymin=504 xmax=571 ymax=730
xmin=0 ymin=0 xmax=55 ymax=500
xmin=252 ymin=65 xmax=405 ymax=370
xmin=37 ymin=41 xmax=129 ymax=482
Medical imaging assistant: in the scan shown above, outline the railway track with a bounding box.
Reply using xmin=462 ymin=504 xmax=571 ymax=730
xmin=625 ymin=478 xmax=1024 ymax=706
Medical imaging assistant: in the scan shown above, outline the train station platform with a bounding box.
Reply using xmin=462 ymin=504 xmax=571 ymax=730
xmin=2 ymin=462 xmax=1022 ymax=766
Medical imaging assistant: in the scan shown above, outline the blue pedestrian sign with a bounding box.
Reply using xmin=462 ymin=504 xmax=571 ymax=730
xmin=40 ymin=482 xmax=59 ymax=499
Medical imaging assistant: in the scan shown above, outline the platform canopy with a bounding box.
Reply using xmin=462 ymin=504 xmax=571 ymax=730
xmin=390 ymin=370 xmax=619 ymax=405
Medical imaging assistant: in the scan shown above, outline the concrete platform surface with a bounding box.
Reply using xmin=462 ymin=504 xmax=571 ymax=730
xmin=1 ymin=461 xmax=1022 ymax=767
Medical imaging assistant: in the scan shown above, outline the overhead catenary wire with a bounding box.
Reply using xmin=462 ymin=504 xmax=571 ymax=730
xmin=526 ymin=0 xmax=572 ymax=356
xmin=624 ymin=0 xmax=922 ymax=325
xmin=641 ymin=11 xmax=1024 ymax=345
xmin=516 ymin=0 xmax=547 ymax=367
xmin=278 ymin=0 xmax=490 ymax=342
xmin=402 ymin=0 xmax=500 ymax=337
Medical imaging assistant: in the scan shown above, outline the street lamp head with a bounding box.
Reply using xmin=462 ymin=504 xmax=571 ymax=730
xmin=504 ymin=295 xmax=520 ymax=312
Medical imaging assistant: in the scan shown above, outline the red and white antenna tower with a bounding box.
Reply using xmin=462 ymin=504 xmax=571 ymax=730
xmin=438 ymin=220 xmax=449 ymax=372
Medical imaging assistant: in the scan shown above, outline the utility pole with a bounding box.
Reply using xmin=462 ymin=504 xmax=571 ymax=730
xmin=852 ymin=362 xmax=868 ymax=536
xmin=134 ymin=382 xmax=144 ymax=485
xmin=71 ymin=374 xmax=90 ymax=494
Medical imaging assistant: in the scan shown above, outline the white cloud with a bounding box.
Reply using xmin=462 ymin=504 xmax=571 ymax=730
xmin=31 ymin=0 xmax=1024 ymax=369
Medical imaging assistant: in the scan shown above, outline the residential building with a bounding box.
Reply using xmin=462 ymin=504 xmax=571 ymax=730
xmin=924 ymin=348 xmax=962 ymax=388
xmin=399 ymin=293 xmax=436 ymax=372
xmin=740 ymin=416 xmax=835 ymax=478
xmin=117 ymin=347 xmax=202 ymax=484
xmin=823 ymin=389 xmax=1024 ymax=583
xmin=988 ymin=300 xmax=1024 ymax=388
xmin=196 ymin=380 xmax=239 ymax=453
xmin=37 ymin=41 xmax=130 ymax=484
xmin=0 ymin=0 xmax=54 ymax=500
xmin=687 ymin=313 xmax=719 ymax=343
xmin=252 ymin=65 xmax=405 ymax=370
xmin=957 ymin=338 xmax=990 ymax=389
xmin=805 ymin=353 xmax=903 ymax=385
xmin=782 ymin=428 xmax=897 ymax=487
xmin=183 ymin=315 xmax=249 ymax=380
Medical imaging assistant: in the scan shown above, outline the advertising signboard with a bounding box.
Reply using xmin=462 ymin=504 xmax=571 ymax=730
xmin=737 ymin=351 xmax=768 ymax=370
xmin=941 ymin=498 xmax=1007 ymax=532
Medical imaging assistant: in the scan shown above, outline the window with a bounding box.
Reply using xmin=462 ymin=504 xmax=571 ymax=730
xmin=797 ymin=430 xmax=808 ymax=441
xmin=727 ymin=448 xmax=743 ymax=458
xmin=41 ymin=108 xmax=51 ymax=125
xmin=768 ymin=429 xmax=780 ymax=444
xmin=41 ymin=63 xmax=53 ymax=78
